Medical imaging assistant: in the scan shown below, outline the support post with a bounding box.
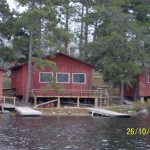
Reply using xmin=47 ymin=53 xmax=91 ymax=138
xmin=140 ymin=97 xmax=144 ymax=103
xmin=34 ymin=97 xmax=37 ymax=107
xmin=14 ymin=97 xmax=16 ymax=106
xmin=77 ymin=97 xmax=80 ymax=107
xmin=57 ymin=97 xmax=60 ymax=108
xmin=95 ymin=97 xmax=98 ymax=108
xmin=2 ymin=97 xmax=5 ymax=112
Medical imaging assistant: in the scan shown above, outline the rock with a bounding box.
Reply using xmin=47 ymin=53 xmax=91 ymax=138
xmin=139 ymin=108 xmax=149 ymax=115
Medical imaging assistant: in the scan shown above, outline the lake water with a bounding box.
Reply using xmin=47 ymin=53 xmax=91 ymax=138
xmin=0 ymin=114 xmax=150 ymax=150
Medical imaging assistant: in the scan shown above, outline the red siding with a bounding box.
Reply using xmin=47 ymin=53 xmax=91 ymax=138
xmin=124 ymin=73 xmax=150 ymax=97
xmin=139 ymin=74 xmax=150 ymax=97
xmin=11 ymin=67 xmax=24 ymax=96
xmin=11 ymin=53 xmax=94 ymax=98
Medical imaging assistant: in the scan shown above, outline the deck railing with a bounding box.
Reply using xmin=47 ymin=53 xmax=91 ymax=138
xmin=0 ymin=96 xmax=16 ymax=105
xmin=31 ymin=89 xmax=109 ymax=107
xmin=31 ymin=89 xmax=104 ymax=98
xmin=0 ymin=96 xmax=16 ymax=111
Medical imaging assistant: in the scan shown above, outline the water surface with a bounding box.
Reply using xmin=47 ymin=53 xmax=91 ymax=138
xmin=0 ymin=114 xmax=150 ymax=150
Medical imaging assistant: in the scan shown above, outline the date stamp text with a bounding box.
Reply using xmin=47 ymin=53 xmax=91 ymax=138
xmin=127 ymin=128 xmax=150 ymax=135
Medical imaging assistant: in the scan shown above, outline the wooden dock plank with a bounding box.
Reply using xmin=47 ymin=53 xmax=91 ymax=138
xmin=87 ymin=108 xmax=130 ymax=117
xmin=0 ymin=103 xmax=15 ymax=109
xmin=15 ymin=107 xmax=42 ymax=116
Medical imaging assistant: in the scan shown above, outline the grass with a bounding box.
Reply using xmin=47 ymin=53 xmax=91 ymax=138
xmin=108 ymin=107 xmax=135 ymax=113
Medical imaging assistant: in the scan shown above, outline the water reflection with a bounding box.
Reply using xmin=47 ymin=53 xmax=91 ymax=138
xmin=0 ymin=114 xmax=150 ymax=150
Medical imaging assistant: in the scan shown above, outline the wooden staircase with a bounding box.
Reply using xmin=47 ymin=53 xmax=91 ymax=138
xmin=97 ymin=88 xmax=109 ymax=107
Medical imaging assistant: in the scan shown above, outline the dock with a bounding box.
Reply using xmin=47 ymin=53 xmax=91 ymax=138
xmin=15 ymin=107 xmax=42 ymax=116
xmin=87 ymin=108 xmax=130 ymax=118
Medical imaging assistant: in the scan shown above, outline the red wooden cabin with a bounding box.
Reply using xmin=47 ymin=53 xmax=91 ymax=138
xmin=11 ymin=53 xmax=94 ymax=99
xmin=0 ymin=67 xmax=6 ymax=97
xmin=124 ymin=73 xmax=150 ymax=101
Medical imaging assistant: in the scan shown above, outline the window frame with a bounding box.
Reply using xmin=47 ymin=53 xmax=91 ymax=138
xmin=72 ymin=73 xmax=86 ymax=84
xmin=148 ymin=76 xmax=150 ymax=83
xmin=17 ymin=74 xmax=20 ymax=81
xmin=39 ymin=72 xmax=53 ymax=83
xmin=56 ymin=72 xmax=70 ymax=83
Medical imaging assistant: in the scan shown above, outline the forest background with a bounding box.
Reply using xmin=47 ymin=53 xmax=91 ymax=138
xmin=0 ymin=0 xmax=150 ymax=103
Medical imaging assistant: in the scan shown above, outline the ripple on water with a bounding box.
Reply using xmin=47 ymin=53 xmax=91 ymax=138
xmin=64 ymin=145 xmax=78 ymax=150
xmin=0 ymin=115 xmax=150 ymax=150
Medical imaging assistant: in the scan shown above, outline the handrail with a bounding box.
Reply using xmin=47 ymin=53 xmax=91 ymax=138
xmin=0 ymin=96 xmax=16 ymax=106
xmin=34 ymin=99 xmax=57 ymax=108
xmin=31 ymin=89 xmax=101 ymax=97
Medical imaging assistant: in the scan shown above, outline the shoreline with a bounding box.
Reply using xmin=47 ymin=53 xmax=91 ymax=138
xmin=35 ymin=107 xmax=90 ymax=116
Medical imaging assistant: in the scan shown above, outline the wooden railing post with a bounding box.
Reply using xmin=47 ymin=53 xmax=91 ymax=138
xmin=95 ymin=97 xmax=98 ymax=108
xmin=57 ymin=97 xmax=60 ymax=108
xmin=34 ymin=97 xmax=37 ymax=107
xmin=77 ymin=97 xmax=80 ymax=107
xmin=2 ymin=97 xmax=5 ymax=112
xmin=13 ymin=97 xmax=16 ymax=106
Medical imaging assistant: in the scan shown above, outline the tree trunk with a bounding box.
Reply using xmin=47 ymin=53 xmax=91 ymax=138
xmin=108 ymin=81 xmax=113 ymax=102
xmin=120 ymin=82 xmax=124 ymax=104
xmin=65 ymin=0 xmax=69 ymax=53
xmin=84 ymin=2 xmax=89 ymax=45
xmin=25 ymin=31 xmax=33 ymax=104
xmin=93 ymin=20 xmax=98 ymax=41
xmin=79 ymin=3 xmax=84 ymax=58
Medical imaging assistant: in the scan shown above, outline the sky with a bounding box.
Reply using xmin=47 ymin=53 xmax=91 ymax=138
xmin=6 ymin=0 xmax=17 ymax=10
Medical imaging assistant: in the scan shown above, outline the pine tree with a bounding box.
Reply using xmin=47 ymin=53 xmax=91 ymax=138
xmin=15 ymin=0 xmax=70 ymax=103
xmin=85 ymin=0 xmax=145 ymax=102
xmin=0 ymin=0 xmax=15 ymax=64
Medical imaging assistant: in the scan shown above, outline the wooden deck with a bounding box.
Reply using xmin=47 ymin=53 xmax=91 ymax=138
xmin=31 ymin=89 xmax=109 ymax=108
xmin=15 ymin=107 xmax=42 ymax=116
xmin=87 ymin=108 xmax=130 ymax=118
xmin=0 ymin=96 xmax=16 ymax=111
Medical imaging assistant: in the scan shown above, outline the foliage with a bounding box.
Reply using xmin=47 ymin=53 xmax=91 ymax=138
xmin=0 ymin=0 xmax=16 ymax=63
xmin=134 ymin=100 xmax=145 ymax=112
xmin=83 ymin=0 xmax=147 ymax=101
xmin=33 ymin=57 xmax=57 ymax=72
xmin=108 ymin=107 xmax=134 ymax=113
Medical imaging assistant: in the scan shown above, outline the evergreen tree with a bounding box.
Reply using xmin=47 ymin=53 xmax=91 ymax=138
xmin=0 ymin=0 xmax=15 ymax=64
xmin=15 ymin=0 xmax=70 ymax=103
xmin=85 ymin=0 xmax=145 ymax=102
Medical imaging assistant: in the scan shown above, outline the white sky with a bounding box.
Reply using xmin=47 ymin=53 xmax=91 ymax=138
xmin=6 ymin=0 xmax=17 ymax=10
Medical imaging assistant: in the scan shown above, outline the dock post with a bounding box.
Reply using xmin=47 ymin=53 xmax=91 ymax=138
xmin=94 ymin=97 xmax=98 ymax=108
xmin=13 ymin=97 xmax=16 ymax=106
xmin=2 ymin=97 xmax=5 ymax=112
xmin=34 ymin=97 xmax=37 ymax=107
xmin=57 ymin=97 xmax=60 ymax=108
xmin=91 ymin=111 xmax=95 ymax=116
xmin=77 ymin=97 xmax=80 ymax=107
xmin=140 ymin=97 xmax=144 ymax=103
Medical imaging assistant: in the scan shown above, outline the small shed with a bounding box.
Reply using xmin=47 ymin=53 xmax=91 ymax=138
xmin=0 ymin=67 xmax=6 ymax=97
xmin=124 ymin=73 xmax=150 ymax=101
xmin=11 ymin=53 xmax=94 ymax=99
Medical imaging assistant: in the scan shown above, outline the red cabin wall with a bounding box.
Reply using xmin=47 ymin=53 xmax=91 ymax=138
xmin=0 ymin=70 xmax=3 ymax=96
xmin=31 ymin=54 xmax=93 ymax=91
xmin=124 ymin=73 xmax=150 ymax=98
xmin=11 ymin=67 xmax=24 ymax=97
xmin=12 ymin=54 xmax=94 ymax=98
xmin=124 ymin=85 xmax=136 ymax=97
xmin=139 ymin=73 xmax=150 ymax=97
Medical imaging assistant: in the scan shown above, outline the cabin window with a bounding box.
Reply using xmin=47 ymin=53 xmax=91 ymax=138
xmin=72 ymin=73 xmax=86 ymax=84
xmin=17 ymin=74 xmax=20 ymax=81
xmin=148 ymin=76 xmax=150 ymax=83
xmin=39 ymin=72 xmax=53 ymax=83
xmin=56 ymin=73 xmax=70 ymax=83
